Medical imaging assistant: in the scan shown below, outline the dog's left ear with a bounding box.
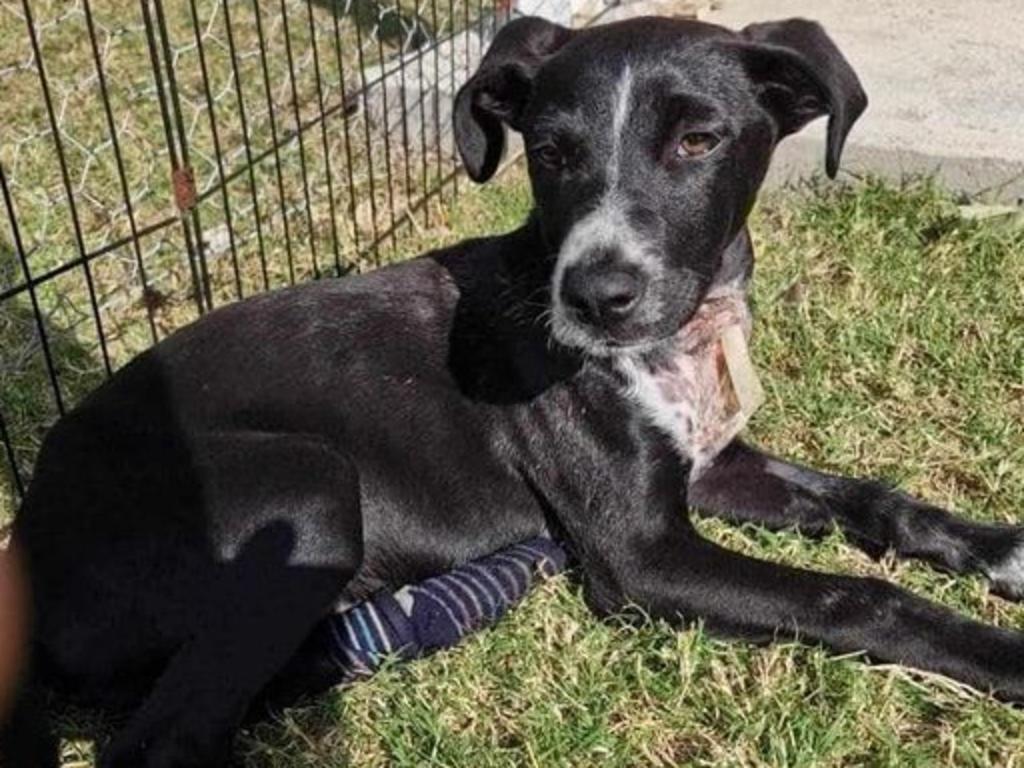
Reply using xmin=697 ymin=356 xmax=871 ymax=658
xmin=454 ymin=16 xmax=574 ymax=183
xmin=736 ymin=18 xmax=867 ymax=178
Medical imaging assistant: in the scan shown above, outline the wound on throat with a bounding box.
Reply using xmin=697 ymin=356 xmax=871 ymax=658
xmin=620 ymin=285 xmax=765 ymax=475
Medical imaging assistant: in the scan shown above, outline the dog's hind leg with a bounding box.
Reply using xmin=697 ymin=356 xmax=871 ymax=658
xmin=689 ymin=440 xmax=1024 ymax=598
xmin=100 ymin=433 xmax=362 ymax=768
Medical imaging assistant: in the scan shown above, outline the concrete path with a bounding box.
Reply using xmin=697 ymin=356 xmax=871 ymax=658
xmin=702 ymin=0 xmax=1024 ymax=202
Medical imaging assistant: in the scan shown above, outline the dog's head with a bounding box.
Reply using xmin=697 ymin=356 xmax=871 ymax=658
xmin=454 ymin=16 xmax=866 ymax=355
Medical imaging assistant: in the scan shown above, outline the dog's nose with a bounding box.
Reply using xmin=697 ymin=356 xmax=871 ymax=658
xmin=561 ymin=264 xmax=646 ymax=326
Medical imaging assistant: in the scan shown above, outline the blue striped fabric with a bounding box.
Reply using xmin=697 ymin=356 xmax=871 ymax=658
xmin=318 ymin=537 xmax=567 ymax=685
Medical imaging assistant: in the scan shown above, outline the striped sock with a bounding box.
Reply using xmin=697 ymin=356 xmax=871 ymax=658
xmin=315 ymin=537 xmax=567 ymax=685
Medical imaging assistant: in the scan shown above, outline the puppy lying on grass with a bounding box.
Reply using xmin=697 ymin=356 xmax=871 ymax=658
xmin=6 ymin=14 xmax=1024 ymax=768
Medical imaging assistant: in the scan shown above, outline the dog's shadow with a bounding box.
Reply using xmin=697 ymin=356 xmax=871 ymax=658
xmin=31 ymin=521 xmax=360 ymax=767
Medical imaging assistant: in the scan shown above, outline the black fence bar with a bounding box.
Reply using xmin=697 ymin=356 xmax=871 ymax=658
xmin=188 ymin=0 xmax=245 ymax=301
xmin=478 ymin=0 xmax=486 ymax=90
xmin=83 ymin=0 xmax=161 ymax=345
xmin=396 ymin=0 xmax=414 ymax=225
xmin=416 ymin=13 xmax=432 ymax=228
xmin=430 ymin=0 xmax=443 ymax=204
xmin=465 ymin=0 xmax=473 ymax=81
xmin=139 ymin=0 xmax=208 ymax=316
xmin=22 ymin=0 xmax=114 ymax=377
xmin=222 ymin=0 xmax=272 ymax=292
xmin=251 ymin=0 xmax=299 ymax=284
xmin=0 ymin=0 xmax=513 ymax=505
xmin=374 ymin=22 xmax=399 ymax=252
xmin=352 ymin=13 xmax=382 ymax=264
xmin=0 ymin=410 xmax=23 ymax=500
xmin=279 ymin=0 xmax=322 ymax=279
xmin=329 ymin=1 xmax=363 ymax=257
xmin=0 ymin=163 xmax=65 ymax=416
xmin=152 ymin=0 xmax=215 ymax=311
xmin=304 ymin=0 xmax=345 ymax=277
xmin=449 ymin=0 xmax=460 ymax=202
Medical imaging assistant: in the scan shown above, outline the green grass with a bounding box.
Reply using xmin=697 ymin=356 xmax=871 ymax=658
xmin=21 ymin=172 xmax=1024 ymax=765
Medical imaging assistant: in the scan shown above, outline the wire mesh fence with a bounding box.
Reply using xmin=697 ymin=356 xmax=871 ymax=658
xmin=0 ymin=0 xmax=512 ymax=518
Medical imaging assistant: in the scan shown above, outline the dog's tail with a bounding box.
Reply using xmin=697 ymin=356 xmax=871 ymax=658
xmin=0 ymin=673 xmax=59 ymax=768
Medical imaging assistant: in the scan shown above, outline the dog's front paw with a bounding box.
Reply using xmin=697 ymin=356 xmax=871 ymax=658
xmin=987 ymin=538 xmax=1024 ymax=602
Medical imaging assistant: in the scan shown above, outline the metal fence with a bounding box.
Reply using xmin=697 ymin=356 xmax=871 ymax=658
xmin=0 ymin=0 xmax=511 ymax=516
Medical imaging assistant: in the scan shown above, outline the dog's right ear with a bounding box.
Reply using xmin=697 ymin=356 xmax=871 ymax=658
xmin=454 ymin=17 xmax=574 ymax=183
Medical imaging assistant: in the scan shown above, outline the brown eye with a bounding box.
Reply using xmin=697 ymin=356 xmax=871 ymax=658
xmin=533 ymin=144 xmax=564 ymax=168
xmin=677 ymin=132 xmax=719 ymax=158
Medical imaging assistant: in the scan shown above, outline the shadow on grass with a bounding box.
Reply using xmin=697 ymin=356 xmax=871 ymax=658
xmin=0 ymin=246 xmax=107 ymax=528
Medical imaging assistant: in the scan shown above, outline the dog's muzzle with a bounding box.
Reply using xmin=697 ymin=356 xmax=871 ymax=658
xmin=560 ymin=257 xmax=648 ymax=330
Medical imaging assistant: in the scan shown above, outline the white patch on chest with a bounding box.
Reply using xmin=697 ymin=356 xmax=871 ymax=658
xmin=616 ymin=283 xmax=756 ymax=476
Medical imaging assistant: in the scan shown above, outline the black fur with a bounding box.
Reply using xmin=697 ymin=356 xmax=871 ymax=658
xmin=5 ymin=16 xmax=1024 ymax=768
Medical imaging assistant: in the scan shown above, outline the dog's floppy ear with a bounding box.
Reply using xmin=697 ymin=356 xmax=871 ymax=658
xmin=454 ymin=16 xmax=573 ymax=182
xmin=737 ymin=18 xmax=867 ymax=178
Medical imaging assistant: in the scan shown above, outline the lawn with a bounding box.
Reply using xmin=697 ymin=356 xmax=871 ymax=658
xmin=40 ymin=170 xmax=1024 ymax=767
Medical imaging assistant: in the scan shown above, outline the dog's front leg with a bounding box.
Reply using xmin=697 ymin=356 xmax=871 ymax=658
xmin=575 ymin=498 xmax=1024 ymax=701
xmin=689 ymin=440 xmax=1024 ymax=598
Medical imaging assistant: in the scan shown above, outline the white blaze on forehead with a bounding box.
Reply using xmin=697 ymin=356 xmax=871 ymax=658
xmin=552 ymin=65 xmax=640 ymax=288
xmin=608 ymin=63 xmax=634 ymax=189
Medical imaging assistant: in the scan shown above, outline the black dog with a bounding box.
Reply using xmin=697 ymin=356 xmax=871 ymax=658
xmin=6 ymin=15 xmax=1024 ymax=768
